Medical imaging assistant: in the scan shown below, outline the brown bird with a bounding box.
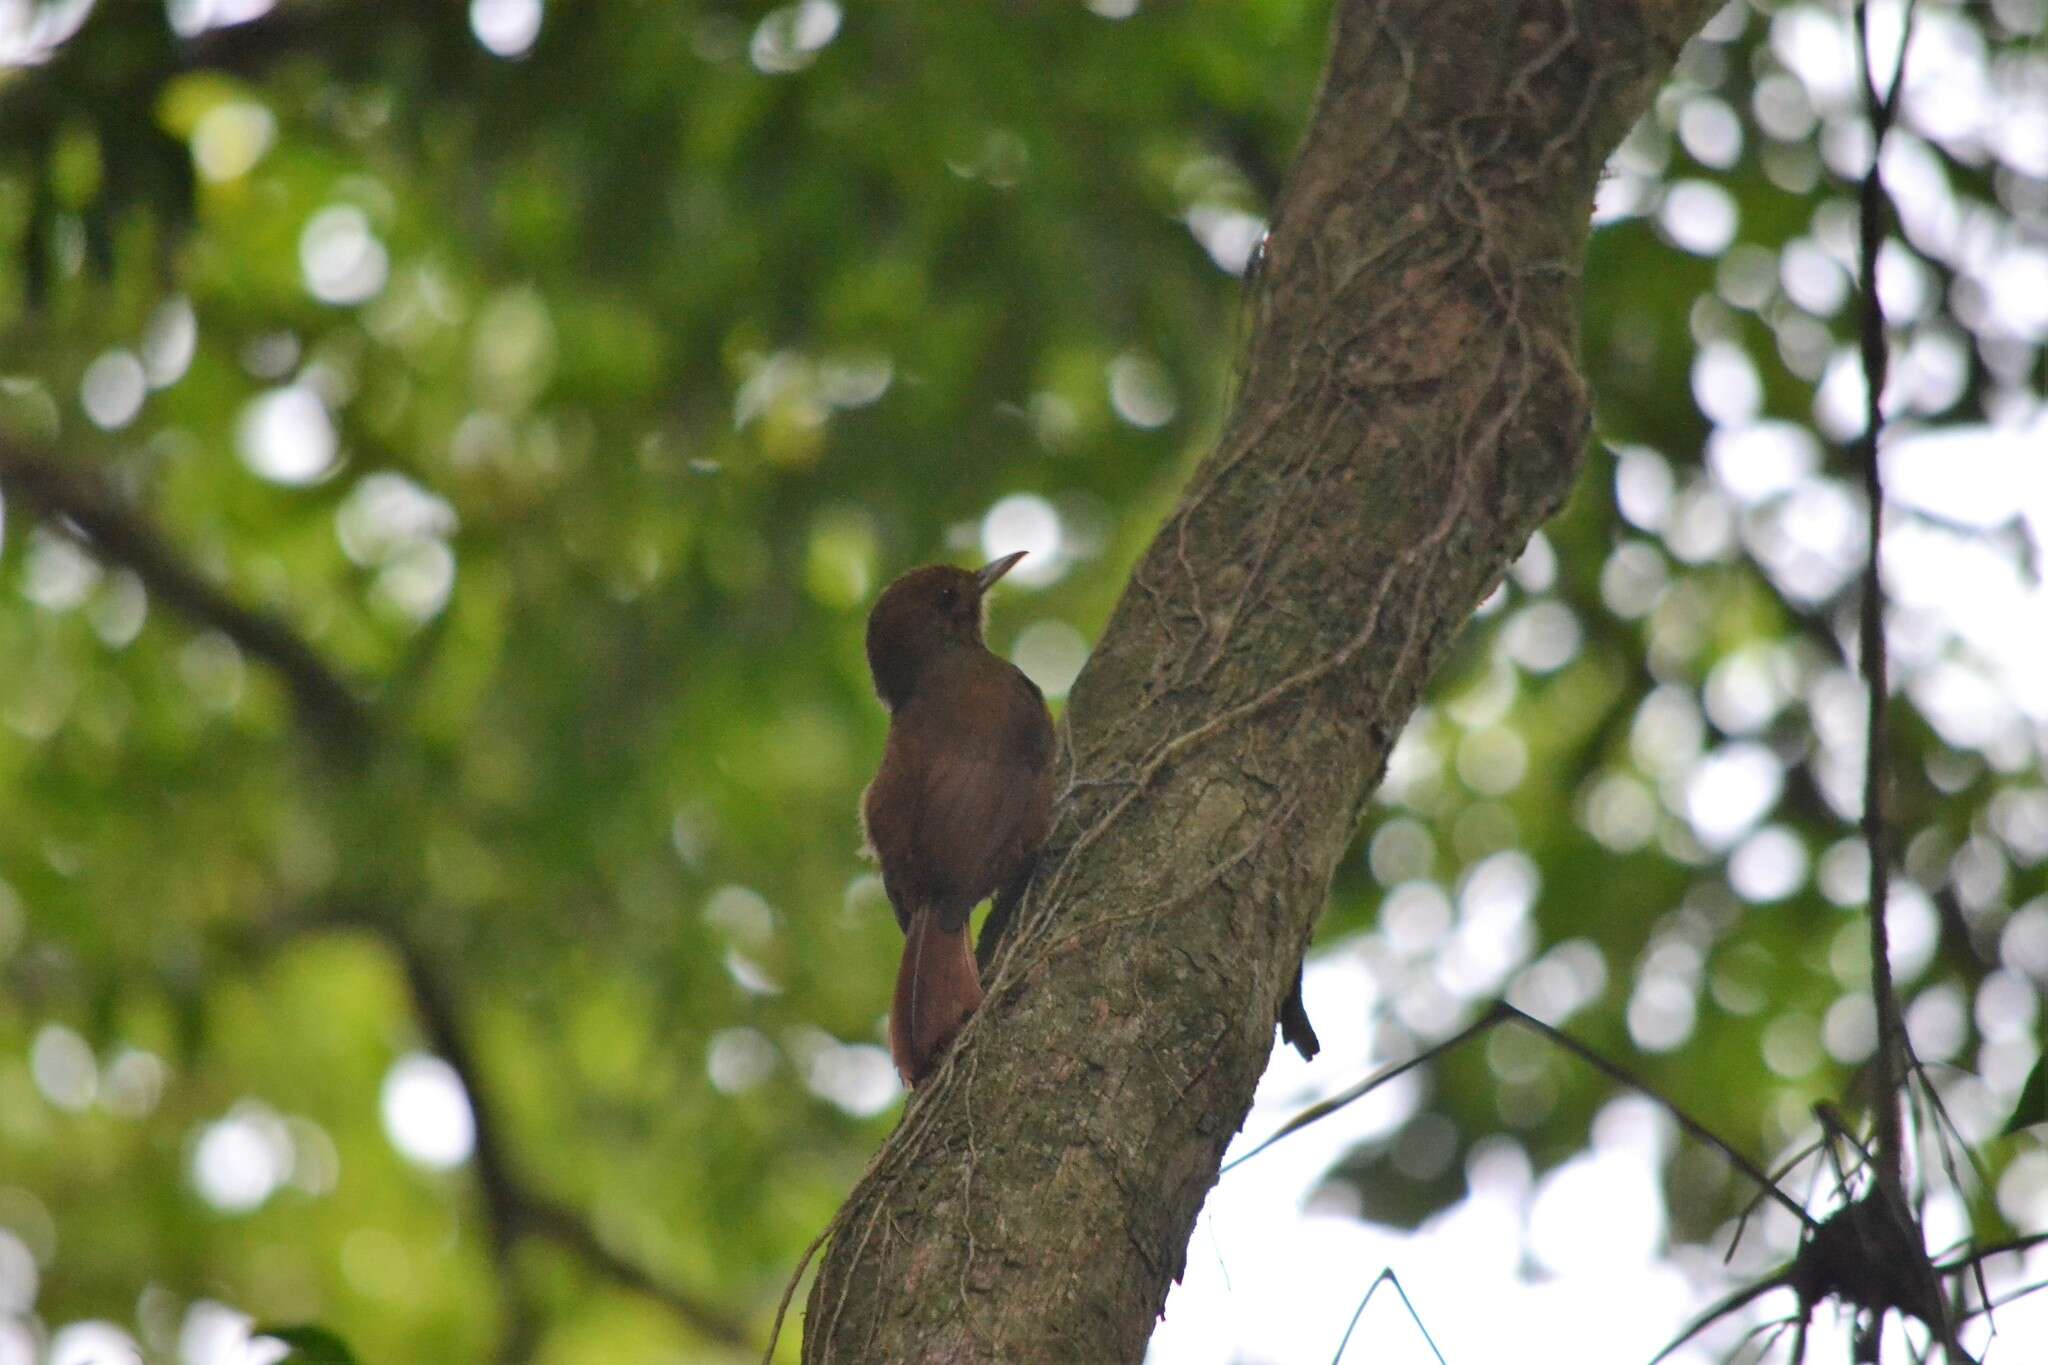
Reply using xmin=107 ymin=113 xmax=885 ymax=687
xmin=862 ymin=552 xmax=1055 ymax=1086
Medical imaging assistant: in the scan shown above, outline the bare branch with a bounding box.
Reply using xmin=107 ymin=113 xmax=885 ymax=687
xmin=1648 ymin=1271 xmax=1797 ymax=1365
xmin=1934 ymin=1232 xmax=2048 ymax=1278
xmin=1851 ymin=0 xmax=1918 ymax=1216
xmin=1330 ymin=1267 xmax=1446 ymax=1365
xmin=387 ymin=928 xmax=754 ymax=1353
xmin=1224 ymin=1002 xmax=1816 ymax=1230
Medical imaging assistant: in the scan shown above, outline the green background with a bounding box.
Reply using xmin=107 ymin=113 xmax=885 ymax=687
xmin=1 ymin=1 xmax=2043 ymax=1360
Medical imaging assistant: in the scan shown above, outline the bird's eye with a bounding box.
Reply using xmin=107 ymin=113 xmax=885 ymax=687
xmin=938 ymin=586 xmax=957 ymax=607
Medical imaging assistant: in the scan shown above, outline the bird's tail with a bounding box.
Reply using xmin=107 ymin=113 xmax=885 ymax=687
xmin=890 ymin=908 xmax=983 ymax=1087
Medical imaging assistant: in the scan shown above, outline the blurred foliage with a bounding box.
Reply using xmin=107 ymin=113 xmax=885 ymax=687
xmin=0 ymin=0 xmax=2043 ymax=1362
xmin=257 ymin=1325 xmax=357 ymax=1365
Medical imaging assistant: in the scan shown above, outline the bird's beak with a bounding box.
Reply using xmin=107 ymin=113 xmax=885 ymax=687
xmin=976 ymin=551 xmax=1028 ymax=592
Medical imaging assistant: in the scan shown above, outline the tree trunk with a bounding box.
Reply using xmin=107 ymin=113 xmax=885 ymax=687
xmin=802 ymin=1 xmax=1719 ymax=1358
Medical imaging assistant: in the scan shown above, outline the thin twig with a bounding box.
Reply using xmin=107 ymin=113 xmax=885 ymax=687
xmin=1497 ymin=1006 xmax=1815 ymax=1228
xmin=763 ymin=1223 xmax=833 ymax=1364
xmin=1851 ymin=0 xmax=1917 ymax=1221
xmin=1330 ymin=1267 xmax=1447 ymax=1365
xmin=1955 ymin=1276 xmax=2048 ymax=1324
xmin=1933 ymin=1232 xmax=2048 ymax=1277
xmin=1221 ymin=1005 xmax=1505 ymax=1175
xmin=1647 ymin=1271 xmax=1796 ymax=1365
xmin=1223 ymin=1001 xmax=1816 ymax=1230
xmin=1724 ymin=1134 xmax=1827 ymax=1266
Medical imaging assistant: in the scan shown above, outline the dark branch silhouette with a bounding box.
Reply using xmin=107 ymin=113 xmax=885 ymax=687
xmin=1852 ymin=0 xmax=1914 ymax=1220
xmin=390 ymin=928 xmax=753 ymax=1352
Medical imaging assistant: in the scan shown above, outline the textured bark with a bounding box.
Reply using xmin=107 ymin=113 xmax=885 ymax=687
xmin=801 ymin=1 xmax=1719 ymax=1359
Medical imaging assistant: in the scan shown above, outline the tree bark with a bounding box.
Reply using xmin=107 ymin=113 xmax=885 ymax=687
xmin=802 ymin=1 xmax=1719 ymax=1359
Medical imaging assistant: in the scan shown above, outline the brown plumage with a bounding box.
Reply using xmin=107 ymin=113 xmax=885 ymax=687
xmin=861 ymin=553 xmax=1055 ymax=1086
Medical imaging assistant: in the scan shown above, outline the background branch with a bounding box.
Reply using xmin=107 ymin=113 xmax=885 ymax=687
xmin=0 ymin=444 xmax=747 ymax=1354
xmin=389 ymin=926 xmax=754 ymax=1353
xmin=0 ymin=446 xmax=371 ymax=744
xmin=1852 ymin=0 xmax=1915 ymax=1217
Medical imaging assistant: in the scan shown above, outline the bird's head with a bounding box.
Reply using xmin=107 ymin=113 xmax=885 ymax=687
xmin=865 ymin=552 xmax=1026 ymax=711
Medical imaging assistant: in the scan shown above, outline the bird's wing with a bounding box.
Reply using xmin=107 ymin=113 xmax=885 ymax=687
xmin=912 ymin=759 xmax=1039 ymax=927
xmin=900 ymin=664 xmax=1054 ymax=930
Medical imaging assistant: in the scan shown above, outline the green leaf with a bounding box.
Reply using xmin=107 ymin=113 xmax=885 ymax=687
xmin=255 ymin=1325 xmax=360 ymax=1365
xmin=2006 ymin=1057 xmax=2047 ymax=1138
